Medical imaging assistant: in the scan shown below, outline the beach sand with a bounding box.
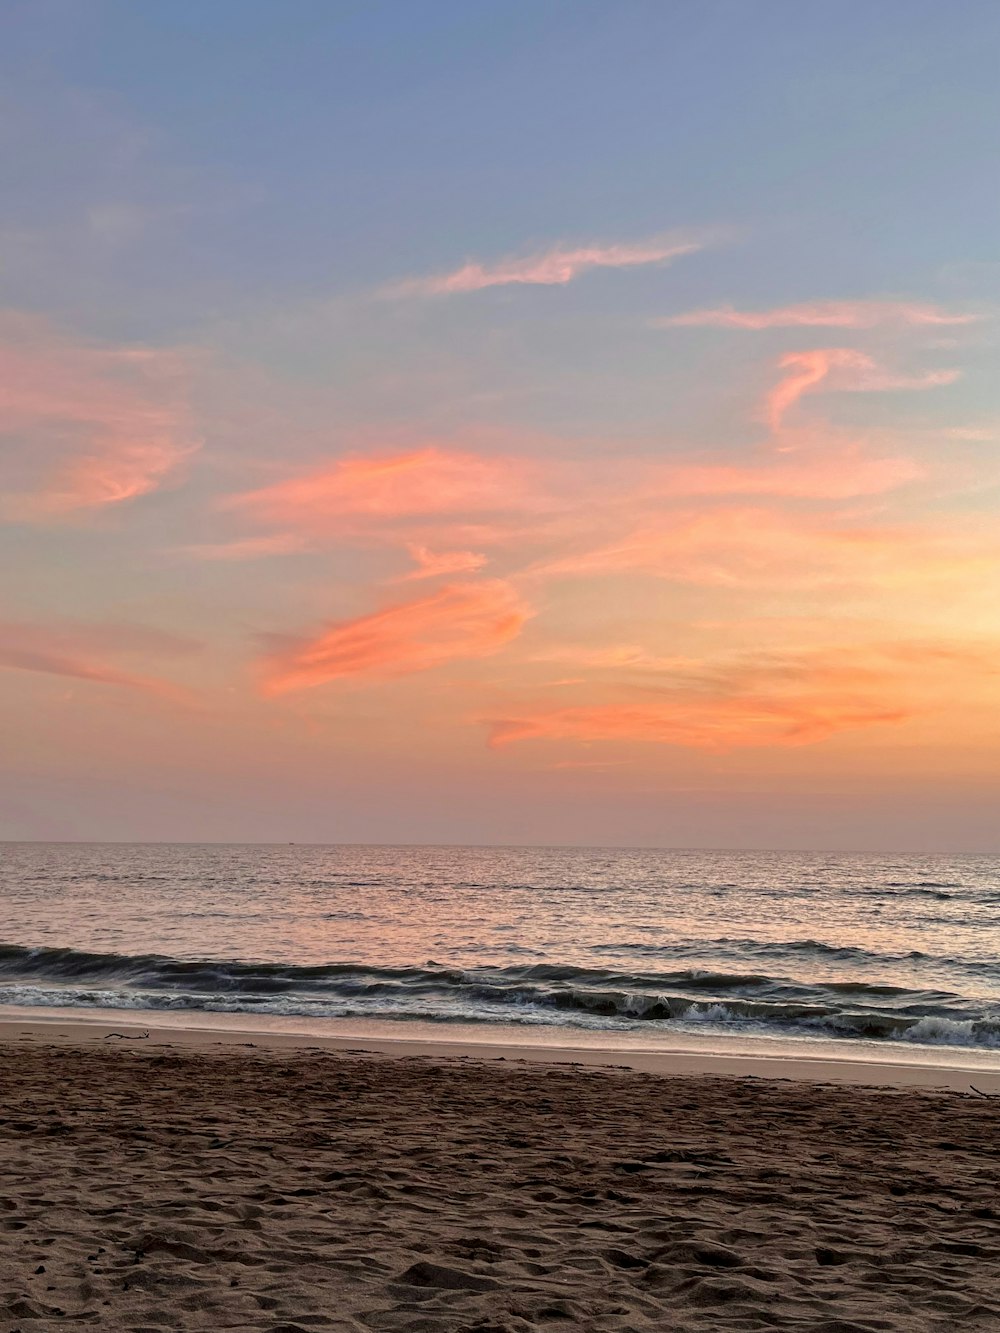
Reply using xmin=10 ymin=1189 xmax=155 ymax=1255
xmin=1 ymin=1024 xmax=998 ymax=1331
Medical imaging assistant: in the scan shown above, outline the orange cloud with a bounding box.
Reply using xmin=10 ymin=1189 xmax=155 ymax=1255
xmin=487 ymin=635 xmax=1000 ymax=755
xmin=386 ymin=233 xmax=705 ymax=296
xmin=487 ymin=649 xmax=925 ymax=752
xmin=227 ymin=448 xmax=533 ymax=534
xmin=766 ymin=349 xmax=959 ymax=429
xmin=0 ymin=621 xmax=194 ymax=700
xmin=400 ymin=544 xmax=488 ymax=580
xmin=489 ymin=695 xmax=909 ymax=751
xmin=657 ymin=447 xmax=922 ymax=500
xmin=535 ymin=505 xmax=999 ymax=592
xmin=221 ymin=428 xmax=931 ymax=580
xmin=262 ymin=580 xmax=531 ymax=693
xmin=176 ymin=534 xmax=307 ymax=561
xmin=0 ymin=312 xmax=199 ymax=520
xmin=529 ymin=644 xmax=697 ymax=673
xmin=662 ymin=300 xmax=980 ymax=330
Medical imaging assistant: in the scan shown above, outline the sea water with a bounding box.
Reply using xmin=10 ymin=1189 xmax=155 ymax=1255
xmin=1 ymin=842 xmax=998 ymax=1060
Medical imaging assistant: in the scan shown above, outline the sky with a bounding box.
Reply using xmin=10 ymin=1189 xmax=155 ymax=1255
xmin=2 ymin=0 xmax=1000 ymax=850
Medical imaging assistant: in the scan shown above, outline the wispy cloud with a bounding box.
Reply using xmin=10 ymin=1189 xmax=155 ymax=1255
xmin=226 ymin=448 xmax=534 ymax=533
xmin=486 ymin=648 xmax=927 ymax=752
xmin=384 ymin=232 xmax=707 ymax=297
xmin=767 ymin=349 xmax=870 ymax=430
xmin=536 ymin=506 xmax=998 ymax=593
xmin=489 ymin=694 xmax=909 ymax=751
xmin=218 ymin=433 xmax=945 ymax=603
xmin=766 ymin=348 xmax=959 ymax=429
xmin=655 ymin=447 xmax=923 ymax=500
xmin=0 ymin=621 xmax=195 ymax=700
xmin=487 ymin=639 xmax=998 ymax=753
xmin=399 ymin=544 xmax=488 ymax=581
xmin=660 ymin=300 xmax=981 ymax=330
xmin=261 ymin=580 xmax=531 ymax=694
xmin=176 ymin=534 xmax=307 ymax=562
xmin=946 ymin=425 xmax=997 ymax=442
xmin=0 ymin=312 xmax=199 ymax=521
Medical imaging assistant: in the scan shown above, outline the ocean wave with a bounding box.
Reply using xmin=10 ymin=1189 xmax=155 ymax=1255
xmin=591 ymin=937 xmax=1000 ymax=981
xmin=1 ymin=941 xmax=998 ymax=1051
xmin=885 ymin=880 xmax=961 ymax=890
xmin=0 ymin=941 xmax=966 ymax=1000
xmin=1 ymin=983 xmax=998 ymax=1049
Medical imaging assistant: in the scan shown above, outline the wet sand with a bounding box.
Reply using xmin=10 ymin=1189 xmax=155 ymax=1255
xmin=1 ymin=1027 xmax=999 ymax=1331
xmin=4 ymin=1011 xmax=1000 ymax=1090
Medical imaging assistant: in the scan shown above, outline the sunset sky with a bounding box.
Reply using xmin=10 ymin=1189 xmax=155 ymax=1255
xmin=3 ymin=1 xmax=999 ymax=849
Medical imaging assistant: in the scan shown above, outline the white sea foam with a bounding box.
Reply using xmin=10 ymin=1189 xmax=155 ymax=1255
xmin=897 ymin=1015 xmax=1000 ymax=1049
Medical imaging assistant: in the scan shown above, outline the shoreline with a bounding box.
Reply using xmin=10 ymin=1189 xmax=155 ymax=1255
xmin=4 ymin=1006 xmax=999 ymax=1092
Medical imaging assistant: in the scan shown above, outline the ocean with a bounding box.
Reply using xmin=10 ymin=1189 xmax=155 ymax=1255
xmin=1 ymin=842 xmax=999 ymax=1061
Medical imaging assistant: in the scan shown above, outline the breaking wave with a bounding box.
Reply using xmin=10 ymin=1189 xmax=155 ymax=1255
xmin=2 ymin=942 xmax=998 ymax=1050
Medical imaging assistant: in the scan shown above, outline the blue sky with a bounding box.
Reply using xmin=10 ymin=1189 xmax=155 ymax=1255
xmin=5 ymin=0 xmax=999 ymax=333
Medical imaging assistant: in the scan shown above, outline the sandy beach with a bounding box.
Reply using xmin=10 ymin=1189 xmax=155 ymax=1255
xmin=2 ymin=1023 xmax=999 ymax=1331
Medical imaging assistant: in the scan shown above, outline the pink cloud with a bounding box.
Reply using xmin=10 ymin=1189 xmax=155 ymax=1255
xmin=400 ymin=544 xmax=488 ymax=580
xmin=0 ymin=621 xmax=194 ymax=700
xmin=487 ymin=636 xmax=1000 ymax=754
xmin=487 ymin=650 xmax=922 ymax=752
xmin=176 ymin=534 xmax=308 ymax=562
xmin=661 ymin=300 xmax=980 ymax=330
xmin=0 ymin=313 xmax=199 ymax=520
xmin=657 ymin=447 xmax=923 ymax=500
xmin=529 ymin=644 xmax=697 ymax=673
xmin=535 ymin=506 xmax=989 ymax=592
xmin=489 ymin=696 xmax=909 ymax=751
xmin=227 ymin=448 xmax=534 ymax=534
xmin=767 ymin=349 xmax=870 ymax=429
xmin=221 ymin=428 xmax=931 ymax=582
xmin=220 ymin=433 xmax=942 ymax=601
xmin=261 ymin=579 xmax=531 ymax=694
xmin=386 ymin=234 xmax=705 ymax=297
xmin=766 ymin=349 xmax=959 ymax=429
